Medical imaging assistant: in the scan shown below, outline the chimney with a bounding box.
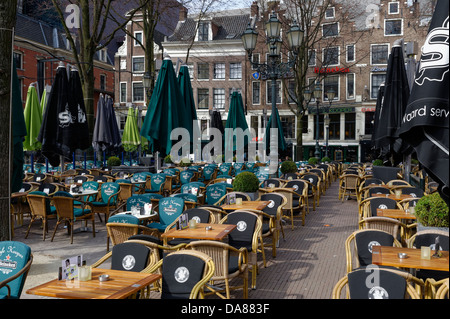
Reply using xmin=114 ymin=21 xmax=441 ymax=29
xmin=179 ymin=6 xmax=188 ymax=22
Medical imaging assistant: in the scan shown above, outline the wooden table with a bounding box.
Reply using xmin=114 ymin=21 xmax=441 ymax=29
xmin=161 ymin=223 xmax=236 ymax=242
xmin=26 ymin=268 xmax=161 ymax=299
xmin=376 ymin=209 xmax=417 ymax=220
xmin=220 ymin=200 xmax=270 ymax=211
xmin=372 ymin=246 xmax=449 ymax=271
xmin=372 ymin=194 xmax=414 ymax=201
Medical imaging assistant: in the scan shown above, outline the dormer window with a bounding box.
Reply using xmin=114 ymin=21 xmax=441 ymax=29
xmin=198 ymin=22 xmax=209 ymax=41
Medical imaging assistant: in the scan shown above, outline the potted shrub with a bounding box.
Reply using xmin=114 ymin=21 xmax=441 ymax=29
xmin=321 ymin=156 xmax=331 ymax=163
xmin=373 ymin=159 xmax=383 ymax=166
xmin=415 ymin=192 xmax=449 ymax=232
xmin=308 ymin=157 xmax=319 ymax=165
xmin=280 ymin=160 xmax=297 ymax=177
xmin=179 ymin=157 xmax=192 ymax=167
xmin=232 ymin=171 xmax=260 ymax=200
xmin=106 ymin=156 xmax=121 ymax=169
xmin=164 ymin=154 xmax=173 ymax=166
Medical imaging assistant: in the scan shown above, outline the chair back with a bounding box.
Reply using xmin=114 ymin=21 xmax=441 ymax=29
xmin=285 ymin=180 xmax=307 ymax=196
xmin=38 ymin=183 xmax=58 ymax=195
xmin=233 ymin=163 xmax=246 ymax=175
xmin=353 ymin=230 xmax=395 ymax=268
xmin=110 ymin=242 xmax=151 ymax=272
xmin=225 ymin=211 xmax=259 ymax=252
xmin=347 ymin=269 xmax=408 ymax=299
xmin=205 ymin=183 xmax=228 ymax=205
xmin=260 ymin=193 xmax=286 ymax=217
xmin=263 ymin=179 xmax=283 ymax=188
xmin=183 ymin=208 xmax=213 ymax=223
xmin=401 ymin=187 xmax=424 ymax=198
xmin=201 ymin=165 xmax=216 ymax=181
xmin=372 ymin=166 xmax=401 ymax=183
xmin=150 ymin=173 xmax=167 ymax=192
xmin=179 ymin=170 xmax=195 ymax=185
xmin=108 ymin=214 xmax=140 ymax=224
xmin=126 ymin=195 xmax=151 ymax=211
xmin=52 ymin=191 xmax=76 ymax=219
xmin=74 ymin=175 xmax=89 ymax=184
xmin=132 ymin=172 xmax=151 ymax=182
xmin=368 ymin=187 xmax=390 ymax=197
xmin=140 ymin=193 xmax=164 ymax=201
xmin=81 ymin=181 xmax=99 ymax=201
xmin=100 ymin=182 xmax=120 ymax=204
xmin=158 ymin=197 xmax=185 ymax=226
xmin=161 ymin=250 xmax=213 ymax=299
xmin=27 ymin=191 xmax=53 ymax=217
xmin=32 ymin=173 xmax=47 ymax=183
xmin=0 ymin=241 xmax=32 ymax=299
xmin=368 ymin=197 xmax=398 ymax=216
xmin=172 ymin=193 xmax=198 ymax=203
xmin=219 ymin=163 xmax=232 ymax=175
xmin=180 ymin=182 xmax=205 ymax=194
xmin=93 ymin=175 xmax=108 ymax=183
xmin=364 ymin=178 xmax=384 ymax=186
xmin=409 ymin=230 xmax=449 ymax=251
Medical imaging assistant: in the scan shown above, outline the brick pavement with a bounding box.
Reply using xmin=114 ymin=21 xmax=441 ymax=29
xmin=16 ymin=178 xmax=359 ymax=300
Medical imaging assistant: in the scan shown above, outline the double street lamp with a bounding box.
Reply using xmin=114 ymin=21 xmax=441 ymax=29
xmin=304 ymin=83 xmax=335 ymax=160
xmin=241 ymin=12 xmax=304 ymax=162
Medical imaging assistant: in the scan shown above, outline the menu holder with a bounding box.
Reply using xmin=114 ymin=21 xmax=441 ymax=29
xmin=177 ymin=213 xmax=189 ymax=230
xmin=59 ymin=255 xmax=84 ymax=280
xmin=228 ymin=193 xmax=236 ymax=205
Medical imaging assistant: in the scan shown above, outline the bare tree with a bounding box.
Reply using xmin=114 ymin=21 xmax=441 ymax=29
xmin=0 ymin=0 xmax=18 ymax=240
xmin=252 ymin=0 xmax=369 ymax=160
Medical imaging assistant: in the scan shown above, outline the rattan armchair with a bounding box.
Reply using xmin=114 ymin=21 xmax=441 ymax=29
xmin=144 ymin=250 xmax=215 ymax=299
xmin=338 ymin=174 xmax=360 ymax=201
xmin=345 ymin=229 xmax=402 ymax=274
xmin=332 ymin=268 xmax=422 ymax=299
xmin=186 ymin=240 xmax=249 ymax=299
xmin=25 ymin=191 xmax=57 ymax=240
xmin=219 ymin=211 xmax=262 ymax=289
xmin=358 ymin=216 xmax=408 ymax=244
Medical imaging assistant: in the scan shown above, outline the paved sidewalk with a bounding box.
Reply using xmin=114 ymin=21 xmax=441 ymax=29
xmin=15 ymin=179 xmax=359 ymax=299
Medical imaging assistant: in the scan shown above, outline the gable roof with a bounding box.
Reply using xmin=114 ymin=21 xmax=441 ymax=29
xmin=167 ymin=13 xmax=251 ymax=42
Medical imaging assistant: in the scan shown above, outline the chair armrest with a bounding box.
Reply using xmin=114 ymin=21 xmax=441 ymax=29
xmin=90 ymin=251 xmax=112 ymax=268
xmin=0 ymin=254 xmax=33 ymax=299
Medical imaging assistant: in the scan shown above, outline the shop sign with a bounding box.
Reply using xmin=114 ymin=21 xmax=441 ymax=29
xmin=314 ymin=67 xmax=350 ymax=74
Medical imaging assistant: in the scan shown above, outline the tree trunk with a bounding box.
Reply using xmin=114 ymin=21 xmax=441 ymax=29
xmin=296 ymin=114 xmax=304 ymax=161
xmin=0 ymin=0 xmax=18 ymax=240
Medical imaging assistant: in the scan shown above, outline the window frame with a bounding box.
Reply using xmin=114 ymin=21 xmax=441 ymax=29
xmin=120 ymin=82 xmax=127 ymax=103
xmin=388 ymin=2 xmax=400 ymax=14
xmin=384 ymin=19 xmax=403 ymax=36
xmin=322 ymin=22 xmax=339 ymax=38
xmin=197 ymin=62 xmax=209 ymax=80
xmin=197 ymin=88 xmax=209 ymax=109
xmin=370 ymin=73 xmax=386 ymax=100
xmin=132 ymin=81 xmax=144 ymax=102
xmin=370 ymin=44 xmax=390 ymax=65
xmin=213 ymin=88 xmax=226 ymax=109
xmin=346 ymin=73 xmax=355 ymax=100
xmin=213 ymin=62 xmax=226 ymax=80
xmin=132 ymin=56 xmax=145 ymax=73
xmin=322 ymin=46 xmax=340 ymax=67
xmin=134 ymin=31 xmax=143 ymax=46
xmin=252 ymin=81 xmax=261 ymax=105
xmin=229 ymin=62 xmax=242 ymax=80
xmin=346 ymin=44 xmax=355 ymax=63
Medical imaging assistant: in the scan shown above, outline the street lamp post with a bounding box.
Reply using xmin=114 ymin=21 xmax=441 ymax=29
xmin=325 ymin=88 xmax=335 ymax=159
xmin=241 ymin=12 xmax=303 ymax=167
xmin=313 ymin=82 xmax=322 ymax=159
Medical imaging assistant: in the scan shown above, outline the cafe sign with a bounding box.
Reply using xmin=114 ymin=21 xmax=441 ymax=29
xmin=308 ymin=106 xmax=355 ymax=114
xmin=314 ymin=67 xmax=350 ymax=74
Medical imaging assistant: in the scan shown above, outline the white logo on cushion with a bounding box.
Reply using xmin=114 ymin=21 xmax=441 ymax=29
xmin=369 ymin=286 xmax=389 ymax=299
xmin=237 ymin=221 xmax=247 ymax=232
xmin=175 ymin=266 xmax=189 ymax=283
xmin=368 ymin=241 xmax=380 ymax=253
xmin=122 ymin=255 xmax=136 ymax=270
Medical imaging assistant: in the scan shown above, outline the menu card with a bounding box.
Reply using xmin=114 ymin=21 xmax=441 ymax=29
xmin=60 ymin=255 xmax=84 ymax=280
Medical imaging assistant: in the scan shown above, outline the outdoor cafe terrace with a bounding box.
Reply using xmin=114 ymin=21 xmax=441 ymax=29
xmin=5 ymin=160 xmax=449 ymax=302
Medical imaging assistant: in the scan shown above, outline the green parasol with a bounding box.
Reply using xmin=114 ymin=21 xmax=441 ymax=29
xmin=122 ymin=106 xmax=141 ymax=152
xmin=225 ymin=91 xmax=249 ymax=153
xmin=23 ymin=84 xmax=42 ymax=151
xmin=140 ymin=58 xmax=187 ymax=156
xmin=264 ymin=106 xmax=287 ymax=153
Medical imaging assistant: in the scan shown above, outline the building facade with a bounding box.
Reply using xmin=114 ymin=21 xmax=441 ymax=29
xmin=116 ymin=0 xmax=432 ymax=162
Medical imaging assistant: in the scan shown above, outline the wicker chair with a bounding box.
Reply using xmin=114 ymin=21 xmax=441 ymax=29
xmin=25 ymin=191 xmax=57 ymax=240
xmin=407 ymin=230 xmax=449 ymax=298
xmin=345 ymin=229 xmax=402 ymax=274
xmin=144 ymin=250 xmax=215 ymax=299
xmin=186 ymin=240 xmax=249 ymax=299
xmin=332 ymin=268 xmax=422 ymax=299
xmin=338 ymin=174 xmax=360 ymax=201
xmin=358 ymin=216 xmax=408 ymax=244
xmin=106 ymin=214 xmax=160 ymax=251
xmin=219 ymin=211 xmax=262 ymax=289
xmin=90 ymin=182 xmax=121 ymax=223
xmin=51 ymin=191 xmax=96 ymax=244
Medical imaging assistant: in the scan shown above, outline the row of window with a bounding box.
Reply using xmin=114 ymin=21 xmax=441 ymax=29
xmin=120 ymin=71 xmax=386 ymax=105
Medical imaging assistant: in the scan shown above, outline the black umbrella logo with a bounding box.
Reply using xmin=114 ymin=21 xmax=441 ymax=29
xmin=58 ymin=107 xmax=75 ymax=128
xmin=415 ymin=17 xmax=449 ymax=86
